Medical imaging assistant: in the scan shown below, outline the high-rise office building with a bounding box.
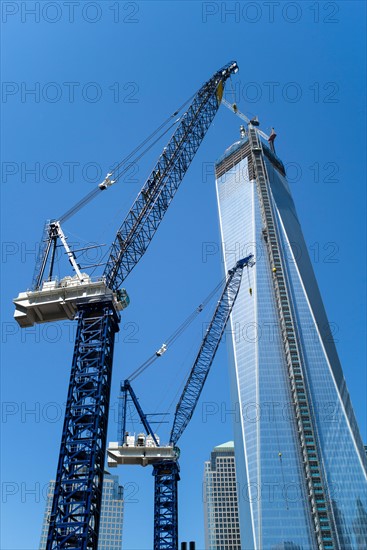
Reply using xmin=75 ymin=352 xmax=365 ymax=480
xmin=39 ymin=472 xmax=124 ymax=549
xmin=215 ymin=127 xmax=367 ymax=549
xmin=203 ymin=441 xmax=241 ymax=550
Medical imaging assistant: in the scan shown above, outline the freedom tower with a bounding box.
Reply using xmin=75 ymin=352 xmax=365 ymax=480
xmin=215 ymin=125 xmax=367 ymax=549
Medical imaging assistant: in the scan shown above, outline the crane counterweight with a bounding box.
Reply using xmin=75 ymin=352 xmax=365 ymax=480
xmin=13 ymin=277 xmax=128 ymax=328
xmin=107 ymin=441 xmax=178 ymax=468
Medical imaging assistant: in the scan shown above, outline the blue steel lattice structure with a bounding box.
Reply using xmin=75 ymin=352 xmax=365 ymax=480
xmin=154 ymin=255 xmax=254 ymax=550
xmin=215 ymin=128 xmax=367 ymax=549
xmin=23 ymin=61 xmax=239 ymax=550
xmin=153 ymin=462 xmax=180 ymax=550
xmin=46 ymin=302 xmax=119 ymax=549
xmin=40 ymin=474 xmax=123 ymax=550
xmin=103 ymin=62 xmax=239 ymax=291
xmin=112 ymin=256 xmax=253 ymax=550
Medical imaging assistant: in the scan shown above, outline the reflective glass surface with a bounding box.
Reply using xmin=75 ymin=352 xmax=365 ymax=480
xmin=215 ymin=144 xmax=367 ymax=549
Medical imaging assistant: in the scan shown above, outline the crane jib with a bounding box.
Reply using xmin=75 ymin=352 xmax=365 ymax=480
xmin=104 ymin=61 xmax=239 ymax=291
xmin=170 ymin=254 xmax=254 ymax=446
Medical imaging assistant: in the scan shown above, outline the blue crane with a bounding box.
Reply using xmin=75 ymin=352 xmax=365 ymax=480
xmin=109 ymin=255 xmax=254 ymax=550
xmin=13 ymin=61 xmax=239 ymax=549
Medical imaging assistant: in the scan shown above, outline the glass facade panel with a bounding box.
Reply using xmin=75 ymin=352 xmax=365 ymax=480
xmin=204 ymin=442 xmax=242 ymax=550
xmin=215 ymin=136 xmax=367 ymax=550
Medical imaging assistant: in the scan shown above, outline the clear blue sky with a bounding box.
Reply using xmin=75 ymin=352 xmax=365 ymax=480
xmin=1 ymin=2 xmax=366 ymax=549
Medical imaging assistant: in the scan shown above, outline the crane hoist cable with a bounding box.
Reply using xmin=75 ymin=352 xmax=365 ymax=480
xmin=152 ymin=337 xmax=199 ymax=435
xmin=46 ymin=113 xmax=180 ymax=279
xmin=127 ymin=399 xmax=136 ymax=434
xmin=227 ymin=74 xmax=237 ymax=102
xmin=111 ymin=92 xmax=195 ymax=177
xmin=58 ymin=117 xmax=182 ymax=225
xmin=57 ymin=92 xmax=196 ymax=226
xmin=128 ymin=275 xmax=226 ymax=382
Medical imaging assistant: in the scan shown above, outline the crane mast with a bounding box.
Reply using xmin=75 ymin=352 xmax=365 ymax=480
xmin=47 ymin=302 xmax=118 ymax=549
xmin=10 ymin=61 xmax=239 ymax=550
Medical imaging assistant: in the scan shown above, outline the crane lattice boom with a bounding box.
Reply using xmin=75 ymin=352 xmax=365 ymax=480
xmin=104 ymin=61 xmax=238 ymax=291
xmin=170 ymin=255 xmax=254 ymax=446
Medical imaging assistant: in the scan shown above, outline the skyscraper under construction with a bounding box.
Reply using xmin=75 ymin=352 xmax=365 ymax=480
xmin=215 ymin=125 xmax=367 ymax=549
